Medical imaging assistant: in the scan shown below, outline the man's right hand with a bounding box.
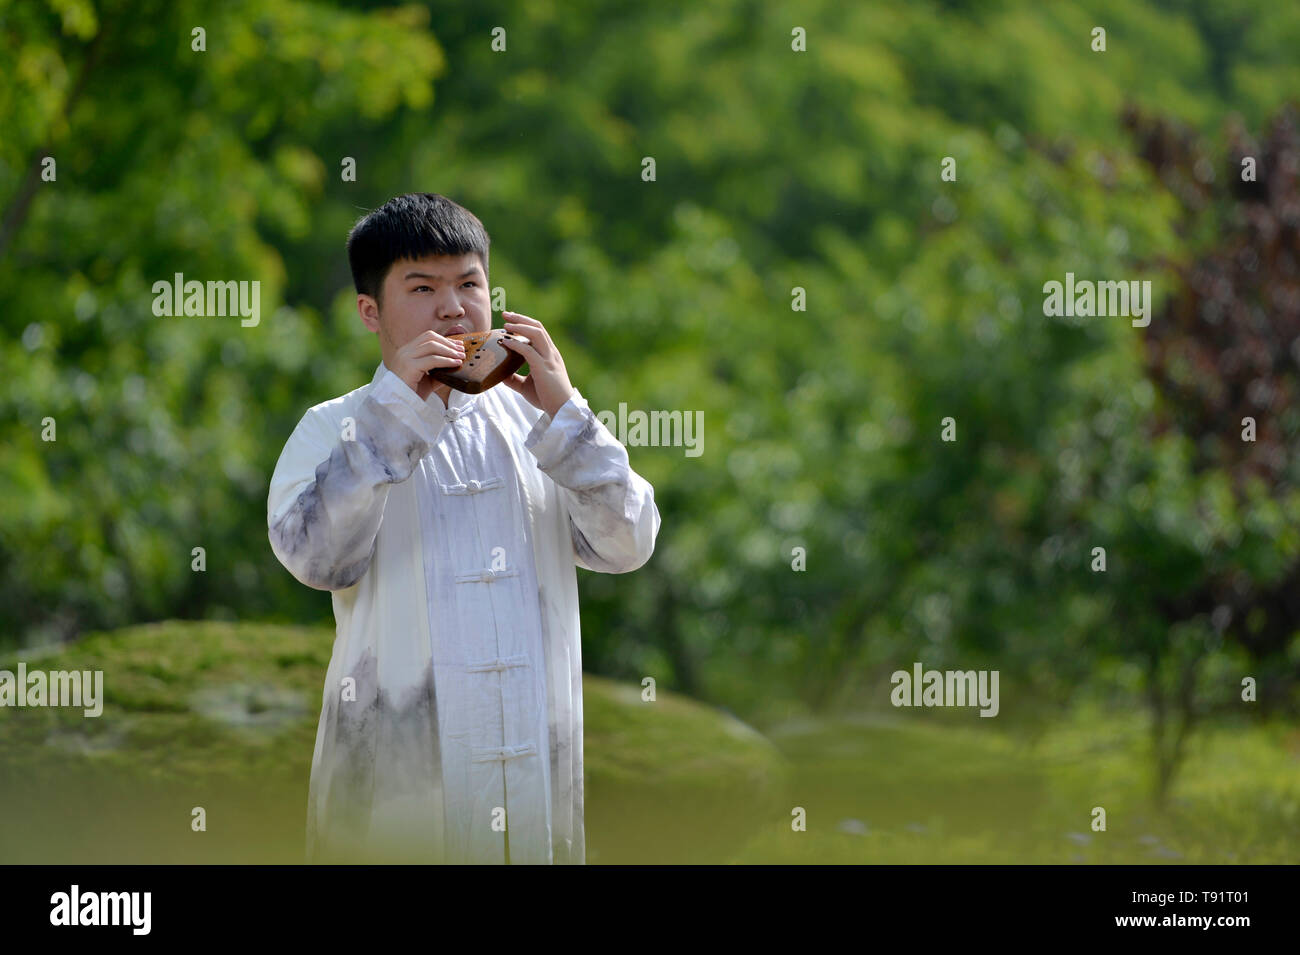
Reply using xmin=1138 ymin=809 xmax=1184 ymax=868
xmin=391 ymin=331 xmax=466 ymax=396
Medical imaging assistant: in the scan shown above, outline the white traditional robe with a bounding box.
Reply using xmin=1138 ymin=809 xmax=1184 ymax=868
xmin=267 ymin=361 xmax=660 ymax=864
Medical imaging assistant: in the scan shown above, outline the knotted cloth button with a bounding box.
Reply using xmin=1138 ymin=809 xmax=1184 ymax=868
xmin=454 ymin=566 xmax=520 ymax=584
xmin=439 ymin=476 xmax=504 ymax=496
xmin=471 ymin=742 xmax=538 ymax=763
xmin=466 ymin=653 xmax=531 ymax=673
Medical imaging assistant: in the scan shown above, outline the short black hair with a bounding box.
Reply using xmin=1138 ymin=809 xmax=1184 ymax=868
xmin=346 ymin=193 xmax=491 ymax=307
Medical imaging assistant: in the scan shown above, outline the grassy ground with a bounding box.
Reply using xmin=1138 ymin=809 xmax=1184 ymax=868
xmin=1 ymin=620 xmax=1296 ymax=863
xmin=733 ymin=709 xmax=1300 ymax=863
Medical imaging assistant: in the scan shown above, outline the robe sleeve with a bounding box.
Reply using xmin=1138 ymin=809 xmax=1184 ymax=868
xmin=267 ymin=368 xmax=445 ymax=591
xmin=525 ymin=389 xmax=661 ymax=574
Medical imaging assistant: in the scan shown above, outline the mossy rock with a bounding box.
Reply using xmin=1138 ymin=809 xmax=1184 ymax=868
xmin=0 ymin=621 xmax=787 ymax=864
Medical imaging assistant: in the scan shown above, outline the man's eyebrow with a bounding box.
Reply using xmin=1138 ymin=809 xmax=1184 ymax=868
xmin=403 ymin=268 xmax=481 ymax=281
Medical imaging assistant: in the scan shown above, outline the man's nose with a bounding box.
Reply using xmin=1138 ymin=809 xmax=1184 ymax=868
xmin=436 ymin=296 xmax=466 ymax=319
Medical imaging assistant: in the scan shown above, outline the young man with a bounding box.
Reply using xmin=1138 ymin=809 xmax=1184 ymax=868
xmin=267 ymin=193 xmax=660 ymax=864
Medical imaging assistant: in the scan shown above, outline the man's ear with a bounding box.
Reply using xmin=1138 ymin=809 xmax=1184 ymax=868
xmin=357 ymin=294 xmax=381 ymax=332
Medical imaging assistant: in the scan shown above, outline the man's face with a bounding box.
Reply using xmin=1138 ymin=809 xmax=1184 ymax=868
xmin=359 ymin=252 xmax=491 ymax=359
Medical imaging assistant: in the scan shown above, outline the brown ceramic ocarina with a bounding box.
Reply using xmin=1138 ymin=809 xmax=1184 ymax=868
xmin=427 ymin=328 xmax=530 ymax=394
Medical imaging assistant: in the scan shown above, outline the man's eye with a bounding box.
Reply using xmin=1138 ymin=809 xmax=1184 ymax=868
xmin=414 ymin=285 xmax=432 ymax=292
xmin=462 ymin=281 xmax=476 ymax=288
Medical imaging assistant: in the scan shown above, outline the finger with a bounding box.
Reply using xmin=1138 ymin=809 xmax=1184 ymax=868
xmin=416 ymin=352 xmax=464 ymax=370
xmin=502 ymin=313 xmax=545 ymax=336
xmin=410 ymin=329 xmax=467 ymax=348
xmin=502 ymin=312 xmax=547 ymax=338
xmin=410 ymin=338 xmax=465 ymax=359
xmin=501 ymin=372 xmax=529 ymax=392
xmin=412 ymin=330 xmax=456 ymax=348
xmin=500 ymin=336 xmax=542 ymax=363
xmin=504 ymin=322 xmax=550 ymax=356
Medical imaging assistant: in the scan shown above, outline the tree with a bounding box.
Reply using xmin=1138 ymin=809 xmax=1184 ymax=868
xmin=1116 ymin=102 xmax=1300 ymax=798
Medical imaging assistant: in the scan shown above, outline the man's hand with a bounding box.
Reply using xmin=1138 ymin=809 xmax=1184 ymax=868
xmin=500 ymin=311 xmax=575 ymax=418
xmin=391 ymin=330 xmax=466 ymax=396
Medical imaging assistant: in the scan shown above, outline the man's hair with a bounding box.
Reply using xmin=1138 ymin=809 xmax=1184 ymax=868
xmin=346 ymin=193 xmax=491 ymax=308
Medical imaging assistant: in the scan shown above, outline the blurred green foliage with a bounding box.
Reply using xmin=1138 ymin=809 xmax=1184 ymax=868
xmin=2 ymin=0 xmax=1299 ymax=780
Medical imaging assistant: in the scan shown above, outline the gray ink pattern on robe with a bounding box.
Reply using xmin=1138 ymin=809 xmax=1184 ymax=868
xmin=525 ymin=402 xmax=653 ymax=574
xmin=524 ymin=390 xmax=659 ymax=576
xmin=318 ymin=650 xmax=380 ymax=854
xmin=554 ymin=463 xmax=649 ymax=572
xmin=269 ymin=392 xmax=435 ymax=591
xmin=568 ymin=518 xmax=601 ymax=566
xmin=307 ymin=647 xmax=443 ymax=864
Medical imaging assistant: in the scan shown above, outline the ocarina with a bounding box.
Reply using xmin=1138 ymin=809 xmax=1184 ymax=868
xmin=427 ymin=328 xmax=530 ymax=394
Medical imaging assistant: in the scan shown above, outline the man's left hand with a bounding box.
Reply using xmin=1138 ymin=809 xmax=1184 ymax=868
xmin=500 ymin=311 xmax=575 ymax=419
